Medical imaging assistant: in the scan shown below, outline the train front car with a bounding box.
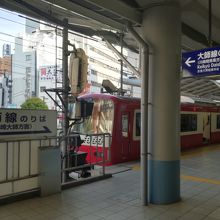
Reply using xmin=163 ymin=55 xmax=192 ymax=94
xmin=181 ymin=104 xmax=220 ymax=149
xmin=73 ymin=93 xmax=220 ymax=165
xmin=75 ymin=93 xmax=140 ymax=165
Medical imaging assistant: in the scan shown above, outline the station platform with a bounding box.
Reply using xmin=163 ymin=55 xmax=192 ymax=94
xmin=1 ymin=144 xmax=220 ymax=220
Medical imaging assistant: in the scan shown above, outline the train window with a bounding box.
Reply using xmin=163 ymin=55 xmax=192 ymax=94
xmin=181 ymin=114 xmax=197 ymax=132
xmin=133 ymin=110 xmax=141 ymax=140
xmin=73 ymin=99 xmax=114 ymax=134
xmin=122 ymin=114 xmax=128 ymax=137
xmin=217 ymin=115 xmax=220 ymax=129
xmin=135 ymin=112 xmax=141 ymax=136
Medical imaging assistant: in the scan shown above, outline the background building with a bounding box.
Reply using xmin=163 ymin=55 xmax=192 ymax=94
xmin=2 ymin=44 xmax=11 ymax=57
xmin=10 ymin=19 xmax=140 ymax=109
xmin=12 ymin=36 xmax=36 ymax=107
xmin=0 ymin=44 xmax=12 ymax=107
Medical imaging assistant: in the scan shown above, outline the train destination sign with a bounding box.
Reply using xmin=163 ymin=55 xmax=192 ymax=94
xmin=0 ymin=109 xmax=57 ymax=140
xmin=182 ymin=46 xmax=220 ymax=77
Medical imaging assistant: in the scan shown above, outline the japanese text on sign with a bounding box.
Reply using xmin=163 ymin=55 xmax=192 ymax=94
xmin=182 ymin=46 xmax=220 ymax=77
xmin=0 ymin=112 xmax=46 ymax=131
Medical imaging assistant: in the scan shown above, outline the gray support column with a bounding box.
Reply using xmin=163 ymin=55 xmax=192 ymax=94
xmin=142 ymin=2 xmax=181 ymax=204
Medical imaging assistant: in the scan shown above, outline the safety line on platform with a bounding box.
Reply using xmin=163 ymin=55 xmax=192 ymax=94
xmin=181 ymin=175 xmax=220 ymax=185
xmin=131 ymin=165 xmax=220 ymax=185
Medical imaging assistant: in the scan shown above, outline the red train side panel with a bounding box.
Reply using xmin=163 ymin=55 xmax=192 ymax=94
xmin=181 ymin=134 xmax=203 ymax=149
xmin=211 ymin=132 xmax=220 ymax=143
xmin=76 ymin=93 xmax=220 ymax=165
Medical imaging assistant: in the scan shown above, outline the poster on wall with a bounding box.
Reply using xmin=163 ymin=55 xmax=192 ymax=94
xmin=39 ymin=65 xmax=62 ymax=81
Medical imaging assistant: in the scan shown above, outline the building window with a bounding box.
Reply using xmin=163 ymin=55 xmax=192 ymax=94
xmin=181 ymin=114 xmax=197 ymax=132
xmin=91 ymin=69 xmax=97 ymax=76
xmin=26 ymin=55 xmax=31 ymax=61
xmin=40 ymin=86 xmax=46 ymax=92
xmin=26 ymin=67 xmax=31 ymax=74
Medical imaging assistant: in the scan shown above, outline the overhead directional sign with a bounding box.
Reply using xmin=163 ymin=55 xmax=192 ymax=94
xmin=0 ymin=109 xmax=57 ymax=140
xmin=182 ymin=46 xmax=220 ymax=77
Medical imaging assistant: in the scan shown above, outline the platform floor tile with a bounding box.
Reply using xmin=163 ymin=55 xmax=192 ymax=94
xmin=1 ymin=145 xmax=220 ymax=219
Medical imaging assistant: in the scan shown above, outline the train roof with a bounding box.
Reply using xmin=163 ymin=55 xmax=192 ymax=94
xmin=79 ymin=93 xmax=220 ymax=112
xmin=181 ymin=103 xmax=220 ymax=112
xmin=79 ymin=93 xmax=140 ymax=103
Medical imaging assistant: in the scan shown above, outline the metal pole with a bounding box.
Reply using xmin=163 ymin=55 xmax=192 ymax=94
xmin=55 ymin=25 xmax=58 ymax=106
xmin=120 ymin=33 xmax=123 ymax=95
xmin=141 ymin=46 xmax=149 ymax=206
xmin=62 ymin=19 xmax=69 ymax=137
xmin=34 ymin=50 xmax=37 ymax=97
xmin=102 ymin=134 xmax=105 ymax=175
xmin=127 ymin=25 xmax=149 ymax=206
xmin=208 ymin=0 xmax=212 ymax=47
xmin=62 ymin=19 xmax=69 ymax=182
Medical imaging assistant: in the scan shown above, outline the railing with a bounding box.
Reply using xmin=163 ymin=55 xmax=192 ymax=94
xmin=0 ymin=137 xmax=57 ymax=198
xmin=0 ymin=133 xmax=111 ymax=197
xmin=61 ymin=133 xmax=111 ymax=184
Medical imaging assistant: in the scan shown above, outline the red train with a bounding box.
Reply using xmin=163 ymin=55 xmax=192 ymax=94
xmin=73 ymin=93 xmax=220 ymax=165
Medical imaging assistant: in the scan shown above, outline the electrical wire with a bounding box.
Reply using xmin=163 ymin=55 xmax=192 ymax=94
xmin=0 ymin=8 xmax=98 ymax=42
xmin=0 ymin=38 xmax=58 ymax=55
xmin=0 ymin=8 xmax=138 ymax=80
xmin=0 ymin=8 xmax=138 ymax=61
xmin=0 ymin=31 xmax=62 ymax=55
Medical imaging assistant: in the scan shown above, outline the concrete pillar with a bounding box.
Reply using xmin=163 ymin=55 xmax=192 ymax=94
xmin=142 ymin=2 xmax=181 ymax=204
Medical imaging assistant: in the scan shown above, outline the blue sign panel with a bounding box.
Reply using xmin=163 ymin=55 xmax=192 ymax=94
xmin=182 ymin=47 xmax=220 ymax=77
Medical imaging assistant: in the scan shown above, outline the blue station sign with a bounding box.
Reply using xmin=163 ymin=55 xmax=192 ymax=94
xmin=182 ymin=46 xmax=220 ymax=77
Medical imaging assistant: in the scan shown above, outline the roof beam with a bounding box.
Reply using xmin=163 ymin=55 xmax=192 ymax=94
xmin=85 ymin=0 xmax=142 ymax=25
xmin=198 ymin=87 xmax=220 ymax=96
xmin=182 ymin=22 xmax=219 ymax=47
xmin=182 ymin=0 xmax=220 ymax=31
xmin=0 ymin=0 xmax=43 ymax=20
xmin=186 ymin=83 xmax=213 ymax=92
xmin=193 ymin=85 xmax=218 ymax=94
xmin=43 ymin=0 xmax=125 ymax=31
xmin=180 ymin=78 xmax=205 ymax=89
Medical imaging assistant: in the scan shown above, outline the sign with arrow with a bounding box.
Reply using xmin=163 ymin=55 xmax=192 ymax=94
xmin=0 ymin=109 xmax=57 ymax=140
xmin=182 ymin=46 xmax=220 ymax=77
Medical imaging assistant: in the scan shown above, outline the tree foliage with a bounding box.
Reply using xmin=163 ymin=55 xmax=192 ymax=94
xmin=20 ymin=97 xmax=48 ymax=110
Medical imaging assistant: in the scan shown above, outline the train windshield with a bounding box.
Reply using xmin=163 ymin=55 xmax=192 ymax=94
xmin=74 ymin=98 xmax=114 ymax=134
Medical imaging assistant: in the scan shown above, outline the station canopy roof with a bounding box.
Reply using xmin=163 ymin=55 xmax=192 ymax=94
xmin=1 ymin=0 xmax=220 ymax=103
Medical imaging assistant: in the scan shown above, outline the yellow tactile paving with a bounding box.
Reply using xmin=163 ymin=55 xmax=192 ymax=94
xmin=131 ymin=165 xmax=220 ymax=185
xmin=132 ymin=165 xmax=141 ymax=171
xmin=181 ymin=175 xmax=220 ymax=185
xmin=131 ymin=144 xmax=220 ymax=185
xmin=181 ymin=144 xmax=220 ymax=158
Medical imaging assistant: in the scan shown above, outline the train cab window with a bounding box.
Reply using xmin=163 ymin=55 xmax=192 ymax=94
xmin=181 ymin=114 xmax=197 ymax=132
xmin=73 ymin=99 xmax=114 ymax=134
xmin=133 ymin=110 xmax=141 ymax=140
xmin=122 ymin=114 xmax=128 ymax=137
xmin=217 ymin=115 xmax=220 ymax=129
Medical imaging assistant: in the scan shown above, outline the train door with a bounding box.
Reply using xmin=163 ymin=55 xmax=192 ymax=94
xmin=121 ymin=111 xmax=131 ymax=160
xmin=203 ymin=112 xmax=211 ymax=143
